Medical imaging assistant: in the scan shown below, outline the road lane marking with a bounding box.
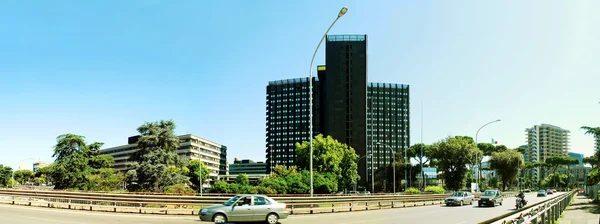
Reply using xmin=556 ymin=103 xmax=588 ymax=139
xmin=0 ymin=203 xmax=197 ymax=220
xmin=9 ymin=214 xmax=85 ymax=224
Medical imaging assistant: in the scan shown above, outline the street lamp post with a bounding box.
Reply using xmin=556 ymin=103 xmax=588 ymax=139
xmin=12 ymin=158 xmax=34 ymax=188
xmin=355 ymin=153 xmax=371 ymax=192
xmin=377 ymin=142 xmax=405 ymax=193
xmin=475 ymin=119 xmax=501 ymax=192
xmin=309 ymin=6 xmax=348 ymax=197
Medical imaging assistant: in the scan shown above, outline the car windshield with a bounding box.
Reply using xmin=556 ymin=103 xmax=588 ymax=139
xmin=223 ymin=196 xmax=241 ymax=206
xmin=452 ymin=192 xmax=464 ymax=197
xmin=483 ymin=191 xmax=496 ymax=196
xmin=539 ymin=190 xmax=545 ymax=193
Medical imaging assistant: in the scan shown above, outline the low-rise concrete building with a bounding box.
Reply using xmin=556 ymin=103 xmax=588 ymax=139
xmin=100 ymin=134 xmax=228 ymax=180
xmin=229 ymin=158 xmax=267 ymax=175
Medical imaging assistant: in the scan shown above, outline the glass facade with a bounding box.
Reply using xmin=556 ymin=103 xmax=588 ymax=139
xmin=229 ymin=159 xmax=267 ymax=175
xmin=568 ymin=152 xmax=584 ymax=167
xmin=367 ymin=83 xmax=410 ymax=179
xmin=265 ymin=77 xmax=319 ymax=173
xmin=265 ymin=34 xmax=410 ymax=188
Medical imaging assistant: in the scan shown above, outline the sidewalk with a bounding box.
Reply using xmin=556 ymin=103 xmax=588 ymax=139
xmin=559 ymin=193 xmax=600 ymax=224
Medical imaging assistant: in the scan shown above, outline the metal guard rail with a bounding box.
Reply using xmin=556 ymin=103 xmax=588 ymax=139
xmin=478 ymin=190 xmax=576 ymax=224
xmin=0 ymin=189 xmax=521 ymax=216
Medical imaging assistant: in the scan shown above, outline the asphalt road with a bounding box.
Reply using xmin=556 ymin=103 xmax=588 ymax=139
xmin=0 ymin=192 xmax=560 ymax=224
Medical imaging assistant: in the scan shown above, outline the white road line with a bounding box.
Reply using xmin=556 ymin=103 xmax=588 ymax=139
xmin=0 ymin=203 xmax=197 ymax=220
xmin=9 ymin=214 xmax=85 ymax=224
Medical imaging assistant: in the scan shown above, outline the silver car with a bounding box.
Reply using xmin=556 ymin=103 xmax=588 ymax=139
xmin=445 ymin=191 xmax=475 ymax=206
xmin=199 ymin=194 xmax=289 ymax=224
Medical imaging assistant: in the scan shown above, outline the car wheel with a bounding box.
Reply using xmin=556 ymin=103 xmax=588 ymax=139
xmin=499 ymin=200 xmax=503 ymax=206
xmin=470 ymin=199 xmax=473 ymax=205
xmin=213 ymin=214 xmax=226 ymax=224
xmin=446 ymin=203 xmax=450 ymax=206
xmin=266 ymin=213 xmax=279 ymax=224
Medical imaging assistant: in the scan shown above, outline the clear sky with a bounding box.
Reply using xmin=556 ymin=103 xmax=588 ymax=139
xmin=1 ymin=0 xmax=599 ymax=170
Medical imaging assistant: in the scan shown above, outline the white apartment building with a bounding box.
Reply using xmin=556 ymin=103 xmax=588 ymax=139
xmin=525 ymin=124 xmax=570 ymax=185
xmin=100 ymin=134 xmax=228 ymax=178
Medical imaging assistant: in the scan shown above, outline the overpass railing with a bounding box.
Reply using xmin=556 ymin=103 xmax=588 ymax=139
xmin=478 ymin=190 xmax=575 ymax=224
xmin=0 ymin=189 xmax=518 ymax=215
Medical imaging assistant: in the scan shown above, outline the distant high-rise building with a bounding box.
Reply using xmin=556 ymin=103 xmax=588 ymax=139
xmin=519 ymin=145 xmax=529 ymax=162
xmin=525 ymin=124 xmax=570 ymax=184
xmin=568 ymin=152 xmax=584 ymax=167
xmin=265 ymin=34 xmax=410 ymax=190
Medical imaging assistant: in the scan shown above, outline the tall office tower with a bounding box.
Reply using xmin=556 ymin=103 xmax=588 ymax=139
xmin=368 ymin=82 xmax=410 ymax=189
xmin=265 ymin=78 xmax=320 ymax=174
xmin=319 ymin=34 xmax=369 ymax=186
xmin=265 ymin=34 xmax=410 ymax=190
xmin=525 ymin=124 xmax=570 ymax=184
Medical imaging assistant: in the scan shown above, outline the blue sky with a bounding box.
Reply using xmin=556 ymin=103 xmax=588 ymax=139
xmin=1 ymin=0 xmax=599 ymax=170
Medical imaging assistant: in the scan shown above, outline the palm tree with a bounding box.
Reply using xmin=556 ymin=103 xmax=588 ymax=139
xmin=581 ymin=126 xmax=600 ymax=138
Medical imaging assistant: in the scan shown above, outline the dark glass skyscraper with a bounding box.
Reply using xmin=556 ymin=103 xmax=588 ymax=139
xmin=265 ymin=78 xmax=319 ymax=173
xmin=265 ymin=34 xmax=410 ymax=189
xmin=368 ymin=83 xmax=410 ymax=186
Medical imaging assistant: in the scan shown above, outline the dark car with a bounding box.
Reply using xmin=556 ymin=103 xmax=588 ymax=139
xmin=478 ymin=190 xmax=503 ymax=207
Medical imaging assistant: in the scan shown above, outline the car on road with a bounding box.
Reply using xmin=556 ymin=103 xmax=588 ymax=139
xmin=546 ymin=189 xmax=553 ymax=195
xmin=537 ymin=190 xmax=547 ymax=197
xmin=478 ymin=190 xmax=503 ymax=207
xmin=199 ymin=194 xmax=289 ymax=224
xmin=445 ymin=191 xmax=475 ymax=206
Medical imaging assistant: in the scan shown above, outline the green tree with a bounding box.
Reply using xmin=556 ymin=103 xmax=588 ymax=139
xmin=477 ymin=143 xmax=497 ymax=156
xmin=51 ymin=134 xmax=93 ymax=189
xmin=234 ymin=173 xmax=250 ymax=186
xmin=126 ymin=120 xmax=189 ymax=192
xmin=0 ymin=165 xmax=13 ymax=187
xmin=295 ymin=134 xmax=359 ymax=192
xmin=430 ymin=136 xmax=478 ymax=191
xmin=408 ymin=143 xmax=434 ymax=188
xmin=494 ymin=145 xmax=508 ymax=153
xmin=50 ymin=134 xmax=121 ymax=190
xmin=259 ymin=166 xmax=309 ymax=194
xmin=583 ymin=156 xmax=598 ymax=169
xmin=187 ymin=159 xmax=210 ymax=191
xmin=313 ymin=172 xmax=338 ymax=194
xmin=210 ymin=180 xmax=231 ymax=193
xmin=259 ymin=177 xmax=288 ymax=194
xmin=164 ymin=183 xmax=195 ymax=194
xmin=33 ymin=177 xmax=46 ymax=185
xmin=581 ymin=126 xmax=600 ymax=138
xmin=545 ymin=156 xmax=574 ymax=174
xmin=489 ymin=149 xmax=524 ymax=191
xmin=35 ymin=165 xmax=53 ymax=185
xmin=13 ymin=170 xmax=34 ymax=185
xmin=86 ymin=168 xmax=125 ymax=191
xmin=339 ymin=146 xmax=359 ymax=191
